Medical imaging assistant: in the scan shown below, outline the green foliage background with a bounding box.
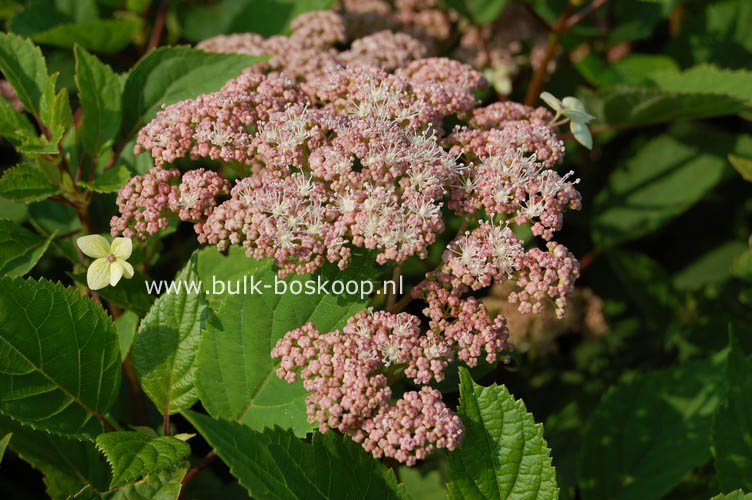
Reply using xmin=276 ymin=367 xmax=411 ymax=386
xmin=0 ymin=0 xmax=751 ymax=499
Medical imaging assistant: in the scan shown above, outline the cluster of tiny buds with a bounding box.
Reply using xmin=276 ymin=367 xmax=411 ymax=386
xmin=272 ymin=309 xmax=463 ymax=464
xmin=508 ymin=241 xmax=581 ymax=318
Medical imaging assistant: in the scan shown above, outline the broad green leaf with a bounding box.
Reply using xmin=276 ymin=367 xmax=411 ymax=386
xmin=109 ymin=463 xmax=189 ymax=500
xmin=0 ymin=277 xmax=121 ymax=438
xmin=733 ymin=249 xmax=752 ymax=282
xmin=26 ymin=18 xmax=141 ymax=53
xmin=132 ymin=253 xmax=206 ymax=415
xmin=445 ymin=0 xmax=509 ymax=24
xmin=582 ymin=87 xmax=749 ymax=129
xmin=673 ymin=241 xmax=748 ymax=290
xmin=0 ymin=432 xmax=10 ymax=462
xmin=578 ymin=359 xmax=724 ymax=500
xmin=126 ymin=0 xmax=152 ymax=14
xmin=80 ymin=165 xmax=132 ymax=193
xmin=400 ymin=467 xmax=445 ymax=500
xmin=38 ymin=73 xmax=71 ymax=140
xmin=116 ymin=136 xmax=154 ymax=175
xmin=711 ymin=491 xmax=752 ymax=500
xmin=712 ymin=335 xmax=752 ymax=492
xmin=10 ymin=1 xmax=142 ymax=53
xmin=591 ymin=125 xmax=752 ymax=247
xmin=607 ymin=250 xmax=678 ymax=328
xmin=582 ymin=65 xmax=752 ymax=129
xmin=115 ymin=310 xmax=140 ymax=362
xmin=181 ymin=0 xmax=334 ymax=42
xmin=0 ymin=413 xmax=111 ymax=498
xmin=183 ymin=410 xmax=406 ymax=500
xmin=120 ymin=47 xmax=264 ymax=141
xmin=0 ymin=219 xmax=55 ymax=277
xmin=196 ymin=246 xmax=272 ymax=309
xmin=608 ymin=0 xmax=679 ymax=44
xmin=668 ymin=0 xmax=752 ymax=69
xmin=0 ymin=94 xmax=36 ymax=146
xmin=0 ymin=196 xmax=28 ymax=222
xmin=729 ymin=155 xmax=752 ymax=182
xmin=647 ymin=65 xmax=752 ymax=104
xmin=197 ymin=258 xmax=373 ymax=436
xmin=96 ymin=431 xmax=191 ymax=487
xmin=74 ymin=45 xmax=122 ymax=156
xmin=447 ymin=367 xmax=558 ymax=500
xmin=72 ymin=269 xmax=155 ymax=315
xmin=0 ymin=32 xmax=49 ymax=117
xmin=28 ymin=199 xmax=80 ymax=263
xmin=576 ymin=53 xmax=679 ymax=88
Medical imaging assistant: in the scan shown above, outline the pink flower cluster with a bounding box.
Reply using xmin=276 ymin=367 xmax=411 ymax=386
xmin=412 ymin=278 xmax=510 ymax=366
xmin=111 ymin=168 xmax=229 ymax=239
xmin=134 ymin=72 xmax=306 ymax=167
xmin=272 ymin=309 xmax=464 ymax=465
xmin=508 ymin=241 xmax=581 ymax=318
xmin=115 ymin=5 xmax=589 ymax=466
xmin=111 ymin=167 xmax=180 ymax=239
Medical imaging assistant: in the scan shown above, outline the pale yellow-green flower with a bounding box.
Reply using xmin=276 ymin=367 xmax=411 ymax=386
xmin=540 ymin=91 xmax=595 ymax=150
xmin=76 ymin=235 xmax=134 ymax=290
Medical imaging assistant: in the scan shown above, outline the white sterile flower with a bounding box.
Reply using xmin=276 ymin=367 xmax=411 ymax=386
xmin=77 ymin=235 xmax=134 ymax=290
xmin=540 ymin=91 xmax=596 ymax=150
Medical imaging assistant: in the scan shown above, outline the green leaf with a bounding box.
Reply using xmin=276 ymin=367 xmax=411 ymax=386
xmin=0 ymin=413 xmax=111 ymax=498
xmin=712 ymin=334 xmax=752 ymax=492
xmin=0 ymin=94 xmax=36 ymax=146
xmin=733 ymin=249 xmax=752 ymax=282
xmin=576 ymin=53 xmax=679 ymax=88
xmin=400 ymin=467 xmax=445 ymax=500
xmin=181 ymin=0 xmax=335 ymax=42
xmin=711 ymin=491 xmax=752 ymax=500
xmin=447 ymin=367 xmax=558 ymax=500
xmin=38 ymin=73 xmax=72 ymax=141
xmin=444 ymin=0 xmax=509 ymax=24
xmin=74 ymin=45 xmax=122 ymax=156
xmin=132 ymin=253 xmax=206 ymax=415
xmin=647 ymin=65 xmax=752 ymax=104
xmin=0 ymin=277 xmax=121 ymax=438
xmin=0 ymin=32 xmax=49 ymax=118
xmin=96 ymin=431 xmax=191 ymax=487
xmin=591 ymin=125 xmax=752 ymax=247
xmin=729 ymin=154 xmax=752 ymax=182
xmin=581 ymin=66 xmax=752 ymax=129
xmin=196 ymin=246 xmax=272 ymax=309
xmin=607 ymin=250 xmax=678 ymax=329
xmin=182 ymin=410 xmax=406 ymax=500
xmin=582 ymin=87 xmax=750 ymax=129
xmin=0 ymin=219 xmax=55 ymax=277
xmin=0 ymin=432 xmax=10 ymax=463
xmin=578 ymin=359 xmax=725 ymax=500
xmin=115 ymin=310 xmax=140 ymax=362
xmin=609 ymin=0 xmax=681 ymax=43
xmin=10 ymin=1 xmax=142 ymax=53
xmin=0 ymin=196 xmax=28 ymax=223
xmin=668 ymin=0 xmax=752 ymax=69
xmin=120 ymin=47 xmax=264 ymax=142
xmin=80 ymin=165 xmax=132 ymax=193
xmin=28 ymin=199 xmax=80 ymax=263
xmin=197 ymin=258 xmax=373 ymax=436
xmin=673 ymin=241 xmax=748 ymax=290
xmin=75 ymin=269 xmax=155 ymax=315
xmin=109 ymin=463 xmax=189 ymax=500
xmin=0 ymin=163 xmax=60 ymax=203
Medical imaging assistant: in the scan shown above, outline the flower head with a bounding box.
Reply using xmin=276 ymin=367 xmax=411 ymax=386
xmin=76 ymin=235 xmax=134 ymax=290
